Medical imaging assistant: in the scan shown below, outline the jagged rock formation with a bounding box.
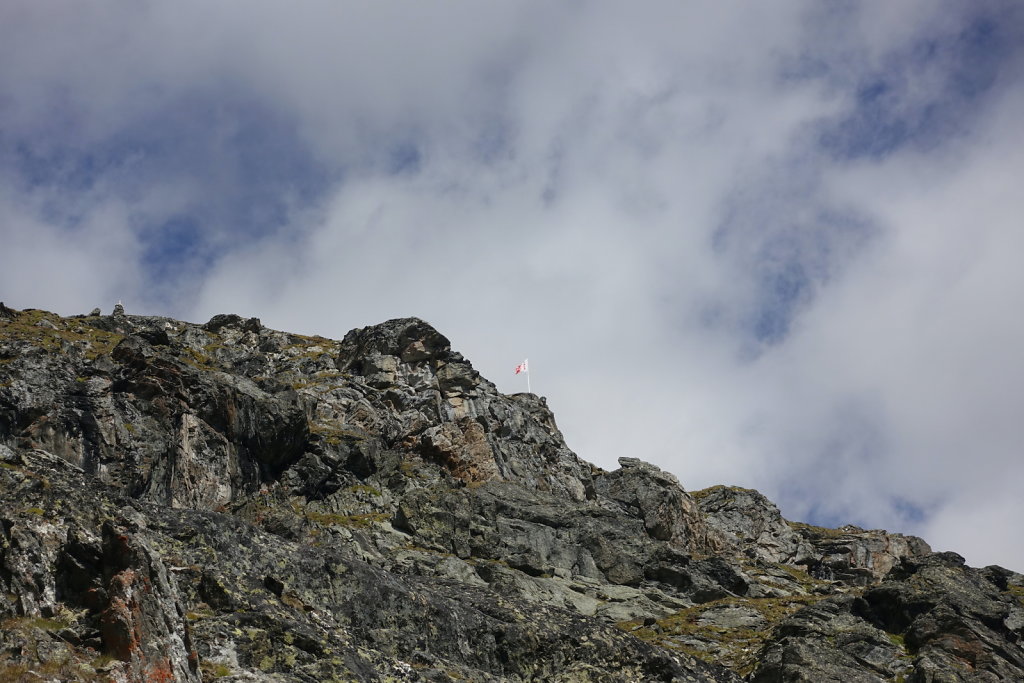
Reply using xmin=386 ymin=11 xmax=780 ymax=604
xmin=0 ymin=305 xmax=1021 ymax=682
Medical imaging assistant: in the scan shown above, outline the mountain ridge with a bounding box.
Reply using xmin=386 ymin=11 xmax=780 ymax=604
xmin=1 ymin=303 xmax=1021 ymax=681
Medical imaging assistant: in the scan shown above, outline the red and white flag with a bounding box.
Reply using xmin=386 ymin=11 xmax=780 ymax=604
xmin=514 ymin=359 xmax=529 ymax=375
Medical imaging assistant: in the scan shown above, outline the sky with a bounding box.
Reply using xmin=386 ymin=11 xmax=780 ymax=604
xmin=2 ymin=1 xmax=1023 ymax=570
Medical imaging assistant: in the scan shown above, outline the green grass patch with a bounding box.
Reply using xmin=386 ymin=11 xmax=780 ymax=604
xmin=0 ymin=616 xmax=68 ymax=632
xmin=688 ymin=484 xmax=758 ymax=502
xmin=303 ymin=510 xmax=389 ymax=529
xmin=0 ymin=462 xmax=51 ymax=489
xmin=308 ymin=422 xmax=366 ymax=446
xmin=618 ymin=594 xmax=824 ymax=677
xmin=0 ymin=661 xmax=30 ymax=683
xmin=200 ymin=661 xmax=233 ymax=679
xmin=1006 ymin=583 xmax=1024 ymax=606
xmin=887 ymin=632 xmax=907 ymax=650
xmin=279 ymin=336 xmax=336 ymax=362
xmin=770 ymin=562 xmax=827 ymax=590
xmin=203 ymin=341 xmax=227 ymax=355
xmin=185 ymin=606 xmax=215 ymax=621
xmin=180 ymin=346 xmax=218 ymax=371
xmin=91 ymin=654 xmax=117 ymax=668
xmin=786 ymin=520 xmax=848 ymax=538
xmin=0 ymin=310 xmax=123 ymax=360
xmin=347 ymin=484 xmax=382 ymax=497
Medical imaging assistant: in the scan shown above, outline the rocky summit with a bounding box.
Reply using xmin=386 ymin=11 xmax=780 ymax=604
xmin=0 ymin=305 xmax=1021 ymax=682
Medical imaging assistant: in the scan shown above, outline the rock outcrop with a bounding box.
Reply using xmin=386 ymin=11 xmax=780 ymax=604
xmin=0 ymin=305 xmax=1021 ymax=681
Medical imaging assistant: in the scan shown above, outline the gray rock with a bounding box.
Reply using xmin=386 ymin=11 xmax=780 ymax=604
xmin=752 ymin=553 xmax=1024 ymax=682
xmin=0 ymin=306 xmax=1019 ymax=682
xmin=696 ymin=485 xmax=816 ymax=565
xmin=595 ymin=457 xmax=723 ymax=553
xmin=698 ymin=605 xmax=768 ymax=630
xmin=696 ymin=485 xmax=930 ymax=586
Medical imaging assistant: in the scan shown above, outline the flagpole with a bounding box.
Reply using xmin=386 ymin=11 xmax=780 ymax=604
xmin=515 ymin=359 xmax=532 ymax=394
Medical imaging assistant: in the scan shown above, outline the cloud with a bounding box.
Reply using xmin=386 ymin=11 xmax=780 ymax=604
xmin=2 ymin=1 xmax=1023 ymax=570
xmin=0 ymin=187 xmax=142 ymax=310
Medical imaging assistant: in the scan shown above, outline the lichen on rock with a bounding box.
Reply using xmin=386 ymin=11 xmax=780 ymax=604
xmin=0 ymin=305 xmax=1021 ymax=681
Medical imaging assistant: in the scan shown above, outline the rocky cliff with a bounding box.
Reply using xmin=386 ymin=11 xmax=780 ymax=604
xmin=0 ymin=304 xmax=1021 ymax=682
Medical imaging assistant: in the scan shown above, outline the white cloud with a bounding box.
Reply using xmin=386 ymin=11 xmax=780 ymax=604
xmin=0 ymin=190 xmax=142 ymax=311
xmin=2 ymin=1 xmax=1023 ymax=569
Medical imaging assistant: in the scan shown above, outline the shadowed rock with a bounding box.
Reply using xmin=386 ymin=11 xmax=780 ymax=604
xmin=0 ymin=307 xmax=1020 ymax=682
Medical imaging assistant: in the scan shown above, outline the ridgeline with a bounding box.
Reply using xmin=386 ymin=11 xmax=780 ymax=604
xmin=1 ymin=304 xmax=1021 ymax=681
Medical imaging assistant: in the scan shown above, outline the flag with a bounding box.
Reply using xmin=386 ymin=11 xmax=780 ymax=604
xmin=514 ymin=359 xmax=528 ymax=375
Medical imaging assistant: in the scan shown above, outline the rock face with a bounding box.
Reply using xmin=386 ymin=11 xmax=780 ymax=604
xmin=0 ymin=305 xmax=1021 ymax=682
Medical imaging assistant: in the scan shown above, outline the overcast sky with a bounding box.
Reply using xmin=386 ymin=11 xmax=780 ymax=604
xmin=2 ymin=1 xmax=1022 ymax=570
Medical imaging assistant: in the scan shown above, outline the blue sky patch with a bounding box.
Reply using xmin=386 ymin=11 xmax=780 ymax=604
xmin=387 ymin=141 xmax=422 ymax=175
xmin=141 ymin=215 xmax=206 ymax=273
xmin=4 ymin=85 xmax=337 ymax=299
xmin=817 ymin=7 xmax=1022 ymax=160
xmin=711 ymin=172 xmax=877 ymax=353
